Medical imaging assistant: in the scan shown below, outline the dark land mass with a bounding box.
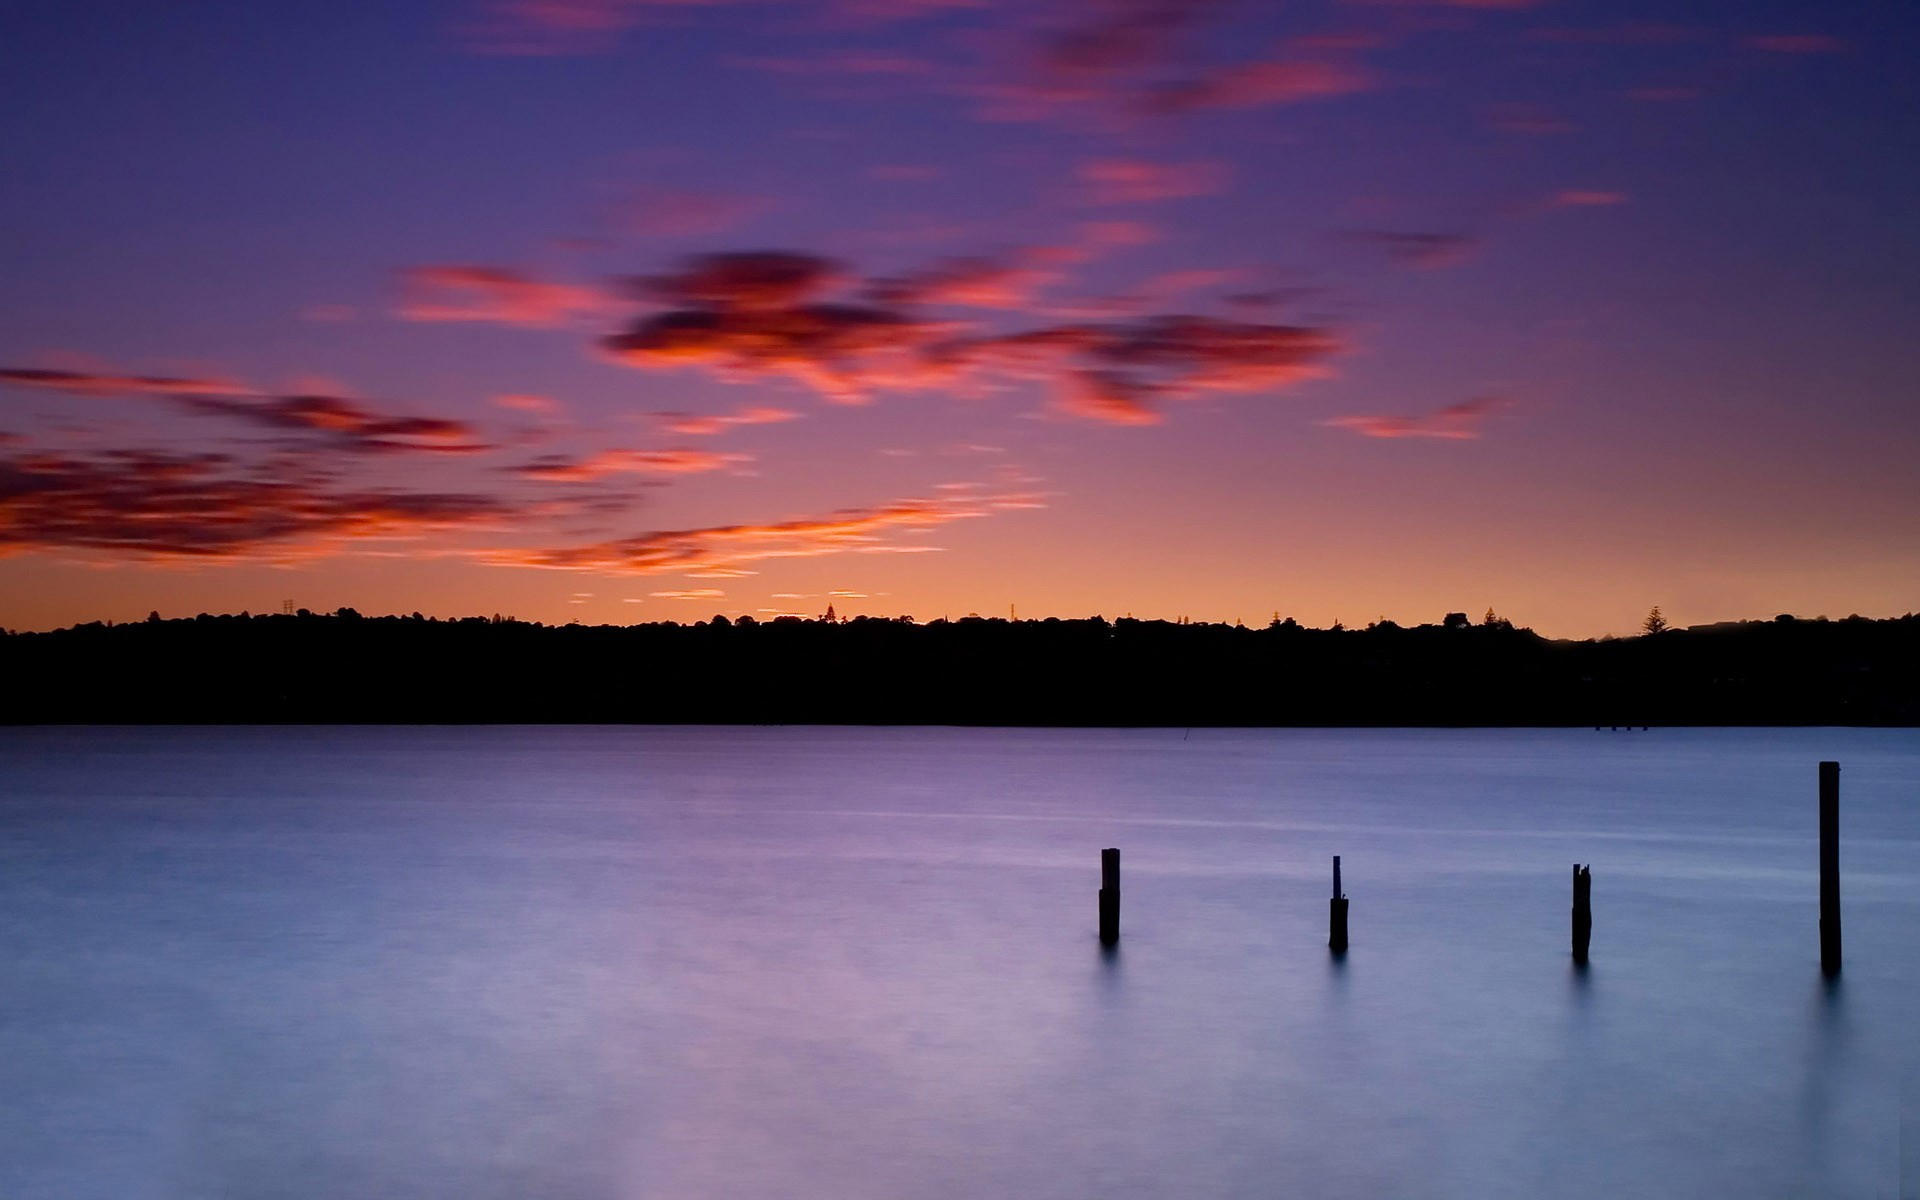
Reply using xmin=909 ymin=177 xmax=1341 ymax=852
xmin=3 ymin=608 xmax=1916 ymax=725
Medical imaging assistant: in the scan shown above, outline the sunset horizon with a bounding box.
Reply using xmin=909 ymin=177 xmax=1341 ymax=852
xmin=5 ymin=2 xmax=1916 ymax=641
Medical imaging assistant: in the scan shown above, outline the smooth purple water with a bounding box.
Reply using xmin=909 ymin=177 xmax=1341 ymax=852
xmin=1 ymin=726 xmax=1915 ymax=1199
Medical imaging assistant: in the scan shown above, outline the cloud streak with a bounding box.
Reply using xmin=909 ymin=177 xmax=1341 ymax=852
xmin=1322 ymin=396 xmax=1514 ymax=440
xmin=397 ymin=265 xmax=609 ymax=328
xmin=660 ymin=405 xmax=801 ymax=435
xmin=0 ymin=368 xmax=252 ymax=398
xmin=512 ymin=448 xmax=751 ymax=480
xmin=182 ymin=394 xmax=493 ymax=455
xmin=493 ymin=483 xmax=1046 ymax=573
xmin=0 ymin=448 xmax=509 ymax=560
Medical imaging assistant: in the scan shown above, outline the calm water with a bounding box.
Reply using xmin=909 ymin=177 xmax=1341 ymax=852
xmin=1 ymin=726 xmax=1916 ymax=1199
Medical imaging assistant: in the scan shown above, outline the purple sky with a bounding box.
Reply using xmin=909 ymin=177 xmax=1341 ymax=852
xmin=2 ymin=0 xmax=1916 ymax=635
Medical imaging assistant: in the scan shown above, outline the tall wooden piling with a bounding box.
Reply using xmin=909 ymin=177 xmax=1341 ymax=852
xmin=1820 ymin=761 xmax=1841 ymax=976
xmin=1571 ymin=864 xmax=1592 ymax=965
xmin=1329 ymin=855 xmax=1349 ymax=953
xmin=1099 ymin=847 xmax=1120 ymax=946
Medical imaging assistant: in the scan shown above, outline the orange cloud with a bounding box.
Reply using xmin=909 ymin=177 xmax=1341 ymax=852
xmin=869 ymin=255 xmax=1059 ymax=310
xmin=960 ymin=314 xmax=1339 ymax=423
xmin=660 ymin=405 xmax=800 ymax=435
xmin=494 ymin=393 xmax=560 ymax=414
xmin=0 ymin=448 xmax=508 ymax=560
xmin=0 ymin=368 xmax=252 ymax=398
xmin=513 ymin=448 xmax=751 ymax=481
xmin=493 ymin=485 xmax=1044 ymax=573
xmin=602 ymin=247 xmax=1337 ymax=422
xmin=608 ymin=252 xmax=953 ymax=403
xmin=183 ymin=394 xmax=492 ymax=454
xmin=1322 ymin=396 xmax=1514 ymax=440
xmin=397 ymin=265 xmax=608 ymax=327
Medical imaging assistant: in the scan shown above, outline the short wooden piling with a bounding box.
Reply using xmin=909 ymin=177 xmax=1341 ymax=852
xmin=1571 ymin=864 xmax=1592 ymax=965
xmin=1820 ymin=761 xmax=1841 ymax=976
xmin=1098 ymin=847 xmax=1120 ymax=946
xmin=1329 ymin=855 xmax=1349 ymax=953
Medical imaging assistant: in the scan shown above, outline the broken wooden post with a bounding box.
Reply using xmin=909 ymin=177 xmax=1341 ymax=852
xmin=1820 ymin=761 xmax=1841 ymax=976
xmin=1329 ymin=855 xmax=1349 ymax=953
xmin=1098 ymin=847 xmax=1120 ymax=946
xmin=1571 ymin=864 xmax=1592 ymax=965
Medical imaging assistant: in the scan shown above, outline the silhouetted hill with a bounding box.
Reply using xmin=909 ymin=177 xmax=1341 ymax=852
xmin=2 ymin=610 xmax=1915 ymax=725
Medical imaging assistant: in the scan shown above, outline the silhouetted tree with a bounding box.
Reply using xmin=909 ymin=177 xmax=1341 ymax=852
xmin=1443 ymin=612 xmax=1470 ymax=630
xmin=1643 ymin=606 xmax=1669 ymax=635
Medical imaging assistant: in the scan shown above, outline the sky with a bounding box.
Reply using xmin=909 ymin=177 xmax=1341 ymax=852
xmin=2 ymin=0 xmax=1916 ymax=637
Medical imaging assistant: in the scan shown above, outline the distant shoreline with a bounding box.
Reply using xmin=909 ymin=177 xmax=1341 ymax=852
xmin=5 ymin=610 xmax=1914 ymax=726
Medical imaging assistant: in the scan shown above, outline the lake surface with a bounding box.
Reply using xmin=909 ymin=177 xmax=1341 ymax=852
xmin=1 ymin=726 xmax=1916 ymax=1199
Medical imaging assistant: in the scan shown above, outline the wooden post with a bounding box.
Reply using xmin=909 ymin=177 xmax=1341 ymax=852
xmin=1572 ymin=864 xmax=1592 ymax=965
xmin=1820 ymin=761 xmax=1841 ymax=976
xmin=1099 ymin=847 xmax=1120 ymax=946
xmin=1329 ymin=855 xmax=1349 ymax=953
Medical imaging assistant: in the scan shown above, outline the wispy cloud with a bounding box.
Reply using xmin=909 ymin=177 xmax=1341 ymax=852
xmin=182 ymin=394 xmax=493 ymax=455
xmin=0 ymin=368 xmax=252 ymax=398
xmin=1077 ymin=158 xmax=1231 ymax=205
xmin=1148 ymin=56 xmax=1374 ymax=114
xmin=659 ymin=405 xmax=801 ymax=436
xmin=1552 ymin=190 xmax=1628 ymax=208
xmin=0 ymin=448 xmax=508 ymax=560
xmin=617 ymin=187 xmax=766 ymax=238
xmin=492 ymin=483 xmax=1046 ymax=573
xmin=1350 ymin=230 xmax=1481 ymax=269
xmin=512 ymin=448 xmax=751 ymax=480
xmin=1323 ymin=396 xmax=1514 ymax=439
xmin=397 ymin=265 xmax=609 ymax=328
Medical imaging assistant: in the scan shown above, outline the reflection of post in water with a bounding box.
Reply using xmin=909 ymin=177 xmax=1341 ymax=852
xmin=1329 ymin=856 xmax=1349 ymax=954
xmin=1819 ymin=761 xmax=1841 ymax=977
xmin=1571 ymin=864 xmax=1592 ymax=965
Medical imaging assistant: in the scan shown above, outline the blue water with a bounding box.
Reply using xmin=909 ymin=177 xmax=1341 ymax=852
xmin=1 ymin=726 xmax=1915 ymax=1199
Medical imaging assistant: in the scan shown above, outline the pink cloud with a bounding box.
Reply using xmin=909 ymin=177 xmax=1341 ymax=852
xmin=0 ymin=447 xmax=509 ymax=561
xmin=1078 ymin=158 xmax=1232 ymax=204
xmin=396 ymin=266 xmax=609 ymax=328
xmin=620 ymin=188 xmax=766 ymax=238
xmin=1323 ymin=396 xmax=1514 ymax=439
xmin=1351 ymin=230 xmax=1480 ymax=269
xmin=660 ymin=404 xmax=801 ymax=435
xmin=601 ymin=247 xmax=1337 ymax=422
xmin=0 ymin=367 xmax=253 ymax=398
xmin=1150 ymin=57 xmax=1375 ymax=113
xmin=513 ymin=448 xmax=751 ymax=480
xmin=869 ymin=255 xmax=1060 ymax=310
xmin=182 ymin=394 xmax=494 ymax=455
xmin=494 ymin=393 xmax=560 ymax=414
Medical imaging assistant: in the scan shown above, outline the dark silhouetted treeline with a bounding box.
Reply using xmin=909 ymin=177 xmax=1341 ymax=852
xmin=2 ymin=609 xmax=1915 ymax=725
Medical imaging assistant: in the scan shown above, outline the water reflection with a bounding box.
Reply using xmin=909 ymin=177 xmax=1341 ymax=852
xmin=0 ymin=724 xmax=1913 ymax=1200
